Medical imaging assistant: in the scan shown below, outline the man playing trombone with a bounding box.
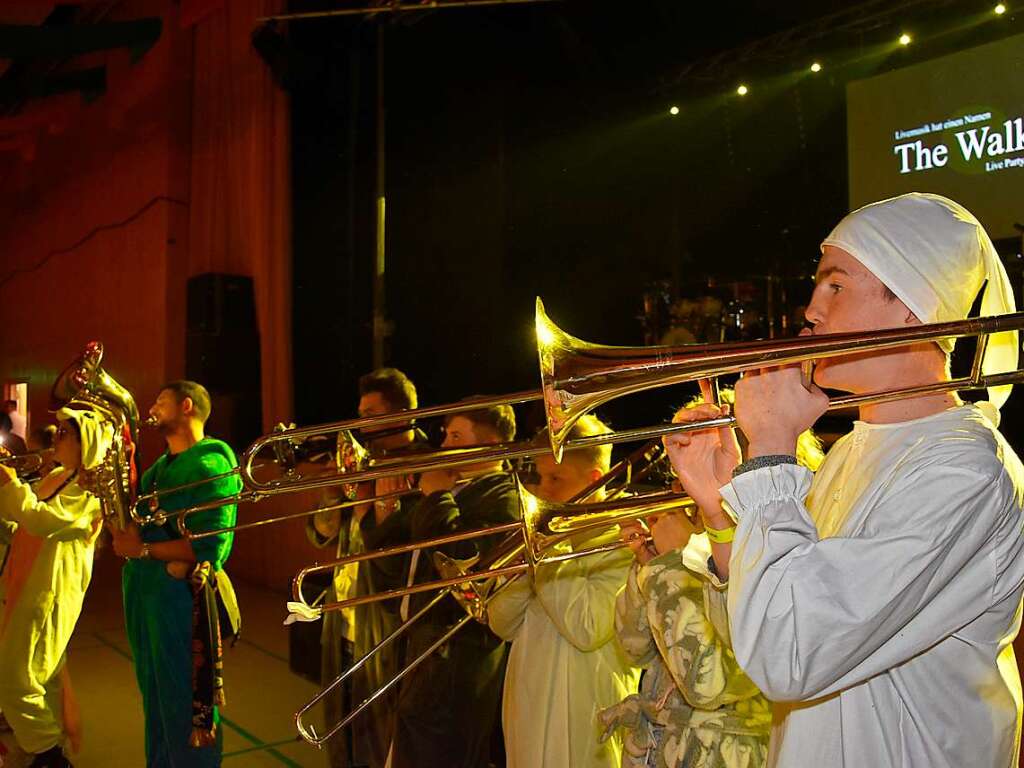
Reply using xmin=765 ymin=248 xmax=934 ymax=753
xmin=388 ymin=403 xmax=519 ymax=768
xmin=666 ymin=193 xmax=1024 ymax=768
xmin=488 ymin=414 xmax=640 ymax=768
xmin=306 ymin=367 xmax=427 ymax=768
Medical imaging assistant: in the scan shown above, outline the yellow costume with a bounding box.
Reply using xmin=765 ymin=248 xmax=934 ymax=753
xmin=0 ymin=408 xmax=104 ymax=757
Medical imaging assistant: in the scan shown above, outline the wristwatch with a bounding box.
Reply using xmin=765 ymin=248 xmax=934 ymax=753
xmin=139 ymin=543 xmax=152 ymax=560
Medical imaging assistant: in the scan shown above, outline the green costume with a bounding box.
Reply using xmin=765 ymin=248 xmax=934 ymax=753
xmin=0 ymin=469 xmax=101 ymax=756
xmin=124 ymin=438 xmax=238 ymax=768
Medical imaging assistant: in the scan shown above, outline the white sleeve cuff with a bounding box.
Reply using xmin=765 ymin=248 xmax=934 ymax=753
xmin=720 ymin=463 xmax=813 ymax=521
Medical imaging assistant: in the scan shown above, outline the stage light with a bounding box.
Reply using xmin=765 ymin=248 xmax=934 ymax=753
xmin=669 ymin=105 xmax=680 ymax=115
xmin=810 ymin=62 xmax=822 ymax=73
xmin=736 ymin=84 xmax=749 ymax=96
xmin=994 ymin=4 xmax=1006 ymax=14
xmin=899 ymin=33 xmax=912 ymax=46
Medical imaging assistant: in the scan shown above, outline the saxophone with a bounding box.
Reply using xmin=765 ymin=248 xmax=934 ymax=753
xmin=51 ymin=341 xmax=140 ymax=530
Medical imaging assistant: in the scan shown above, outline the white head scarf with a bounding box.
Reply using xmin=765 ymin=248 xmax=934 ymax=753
xmin=56 ymin=406 xmax=114 ymax=470
xmin=821 ymin=192 xmax=1017 ymax=409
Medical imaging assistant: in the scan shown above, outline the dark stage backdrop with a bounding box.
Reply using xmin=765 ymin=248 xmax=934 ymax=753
xmin=289 ymin=5 xmax=848 ymax=434
xmin=290 ymin=4 xmax=1024 ymax=451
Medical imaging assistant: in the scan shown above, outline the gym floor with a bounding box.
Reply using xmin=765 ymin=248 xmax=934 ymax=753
xmin=1 ymin=555 xmax=329 ymax=768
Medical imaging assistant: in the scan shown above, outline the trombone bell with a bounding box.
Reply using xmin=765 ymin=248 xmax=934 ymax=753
xmin=536 ymin=298 xmax=608 ymax=463
xmin=537 ymin=297 xmax=1024 ymax=464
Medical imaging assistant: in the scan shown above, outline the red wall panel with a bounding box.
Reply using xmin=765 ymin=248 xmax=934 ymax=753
xmin=0 ymin=5 xmax=191 ymax=469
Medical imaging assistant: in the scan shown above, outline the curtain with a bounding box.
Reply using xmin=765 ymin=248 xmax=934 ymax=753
xmin=189 ymin=0 xmax=292 ymax=430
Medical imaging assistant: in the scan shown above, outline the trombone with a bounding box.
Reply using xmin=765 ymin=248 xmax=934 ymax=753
xmin=292 ymin=355 xmax=1024 ymax=615
xmin=133 ymin=297 xmax=1024 ymax=527
xmin=293 ymin=486 xmax=690 ymax=746
xmin=292 ymin=483 xmax=693 ymax=614
xmin=288 ymin=300 xmax=1024 ymax=746
xmin=293 ymin=440 xmax=668 ymax=747
xmin=0 ymin=450 xmax=54 ymax=478
xmin=161 ymin=431 xmax=472 ymax=540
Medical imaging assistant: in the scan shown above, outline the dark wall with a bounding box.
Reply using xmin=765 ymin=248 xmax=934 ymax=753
xmin=288 ymin=1 xmax=1020 ymax=439
xmin=290 ymin=5 xmax=851 ymax=425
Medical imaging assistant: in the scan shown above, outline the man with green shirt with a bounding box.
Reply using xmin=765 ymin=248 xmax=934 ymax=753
xmin=110 ymin=380 xmax=239 ymax=768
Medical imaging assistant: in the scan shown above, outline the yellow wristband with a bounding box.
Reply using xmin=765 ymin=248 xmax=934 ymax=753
xmin=704 ymin=524 xmax=735 ymax=544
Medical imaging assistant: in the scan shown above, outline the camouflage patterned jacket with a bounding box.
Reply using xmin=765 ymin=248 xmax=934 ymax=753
xmin=599 ymin=533 xmax=770 ymax=768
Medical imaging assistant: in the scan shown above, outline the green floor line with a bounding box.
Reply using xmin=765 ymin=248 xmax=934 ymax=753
xmin=92 ymin=631 xmax=132 ymax=662
xmin=222 ymin=736 xmax=303 ymax=757
xmin=220 ymin=716 xmax=302 ymax=767
xmin=91 ymin=631 xmax=301 ymax=768
xmin=237 ymin=636 xmax=291 ymax=665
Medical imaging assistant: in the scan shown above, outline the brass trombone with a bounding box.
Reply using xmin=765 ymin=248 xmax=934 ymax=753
xmin=128 ymin=299 xmax=1024 ymax=557
xmin=534 ymin=298 xmax=1024 ymax=459
xmin=292 ymin=483 xmax=692 ymax=614
xmin=293 ymin=441 xmax=669 ymax=747
xmin=162 ymin=431 xmax=471 ymax=541
xmin=137 ymin=297 xmax=1024 ymax=523
xmin=292 ymin=486 xmax=687 ymax=746
xmin=289 ymin=301 xmax=1024 ymax=747
xmin=0 ymin=450 xmax=54 ymax=478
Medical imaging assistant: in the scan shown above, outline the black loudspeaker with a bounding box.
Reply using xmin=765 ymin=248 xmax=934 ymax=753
xmin=186 ymin=274 xmax=262 ymax=451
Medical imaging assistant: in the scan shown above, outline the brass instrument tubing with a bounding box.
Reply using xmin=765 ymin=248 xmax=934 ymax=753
xmin=136 ymin=391 xmax=539 ymax=505
xmin=318 ymin=562 xmax=529 ymax=611
xmin=568 ymin=439 xmax=662 ymax=503
xmin=240 ymin=421 xmax=713 ymax=499
xmin=294 ymin=589 xmax=451 ymax=745
xmin=292 ymin=520 xmax=522 ymax=602
xmin=295 ymin=574 xmax=524 ymax=746
xmin=294 ymin=443 xmax=668 ymax=745
xmin=179 ymin=487 xmax=413 ymax=540
xmin=134 ymin=466 xmax=243 ymax=507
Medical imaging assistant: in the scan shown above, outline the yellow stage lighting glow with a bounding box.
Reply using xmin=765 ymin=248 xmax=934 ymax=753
xmin=899 ymin=33 xmax=912 ymax=45
xmin=669 ymin=105 xmax=680 ymax=115
xmin=810 ymin=62 xmax=822 ymax=73
xmin=736 ymin=84 xmax=749 ymax=96
xmin=995 ymin=3 xmax=1007 ymax=14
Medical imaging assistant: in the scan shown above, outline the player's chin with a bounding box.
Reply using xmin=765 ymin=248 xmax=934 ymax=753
xmin=812 ymin=359 xmax=839 ymax=389
xmin=812 ymin=358 xmax=859 ymax=393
